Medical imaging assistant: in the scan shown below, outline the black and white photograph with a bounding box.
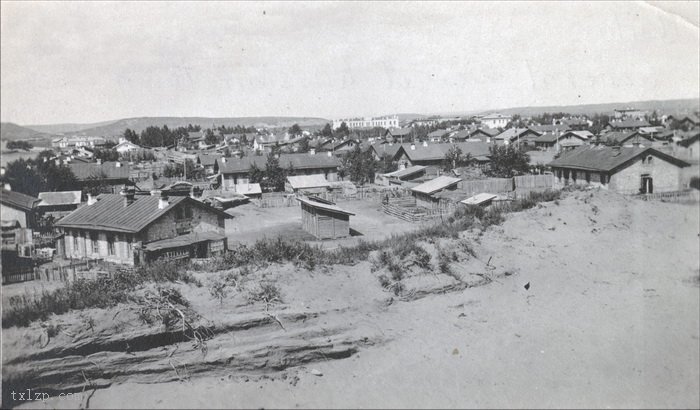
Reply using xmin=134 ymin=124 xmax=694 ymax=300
xmin=1 ymin=1 xmax=699 ymax=408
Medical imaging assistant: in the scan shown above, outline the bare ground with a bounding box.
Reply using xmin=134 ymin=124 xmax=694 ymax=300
xmin=5 ymin=189 xmax=699 ymax=409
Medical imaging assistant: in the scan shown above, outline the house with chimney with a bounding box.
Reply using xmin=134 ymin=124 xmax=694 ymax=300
xmin=493 ymin=128 xmax=542 ymax=147
xmin=548 ymin=145 xmax=690 ymax=194
xmin=392 ymin=142 xmax=492 ymax=174
xmin=55 ymin=187 xmax=232 ymax=265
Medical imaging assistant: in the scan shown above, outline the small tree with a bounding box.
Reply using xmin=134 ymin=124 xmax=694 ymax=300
xmin=205 ymin=129 xmax=218 ymax=145
xmin=343 ymin=145 xmax=377 ymax=185
xmin=320 ymin=123 xmax=333 ymax=137
xmin=335 ymin=122 xmax=350 ymax=137
xmin=249 ymin=163 xmax=264 ymax=184
xmin=264 ymin=152 xmax=286 ymax=192
xmin=442 ymin=146 xmax=473 ymax=171
xmin=289 ymin=123 xmax=303 ymax=137
xmin=486 ymin=145 xmax=530 ymax=178
xmin=297 ymin=136 xmax=310 ymax=153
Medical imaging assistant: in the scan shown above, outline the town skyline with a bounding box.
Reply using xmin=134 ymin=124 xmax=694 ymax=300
xmin=2 ymin=1 xmax=699 ymax=125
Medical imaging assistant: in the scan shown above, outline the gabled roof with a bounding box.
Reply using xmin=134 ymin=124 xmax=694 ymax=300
xmin=384 ymin=165 xmax=427 ymax=179
xmin=427 ymin=129 xmax=450 ymax=139
xmin=450 ymin=130 xmax=472 ymax=140
xmin=561 ymin=130 xmax=594 ymax=140
xmin=534 ymin=132 xmax=564 ymax=143
xmin=1 ymin=190 xmax=40 ymax=211
xmin=387 ymin=128 xmax=412 ymax=137
xmin=297 ymin=196 xmax=355 ymax=216
xmin=469 ymin=127 xmax=501 ymax=137
xmin=548 ymin=146 xmax=689 ymax=172
xmin=494 ymin=128 xmax=541 ymax=142
xmin=602 ymin=131 xmax=652 ymax=144
xmin=218 ymin=153 xmax=341 ymax=174
xmin=395 ymin=142 xmax=492 ymax=162
xmin=287 ymin=174 xmax=330 ymax=190
xmin=411 ymin=176 xmax=461 ymax=195
xmin=679 ymin=114 xmax=700 ymax=124
xmin=69 ymin=161 xmax=131 ymax=181
xmin=56 ymin=194 xmax=231 ymax=233
xmin=370 ymin=142 xmax=402 ymax=159
xmin=37 ymin=191 xmax=82 ymax=207
xmin=678 ymin=131 xmax=700 ymax=147
xmin=531 ymin=124 xmax=571 ymax=134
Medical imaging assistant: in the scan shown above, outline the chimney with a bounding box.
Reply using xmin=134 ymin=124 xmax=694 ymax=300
xmin=115 ymin=161 xmax=122 ymax=167
xmin=158 ymin=191 xmax=169 ymax=209
xmin=4 ymin=183 xmax=11 ymax=191
xmin=221 ymin=157 xmax=227 ymax=163
xmin=150 ymin=189 xmax=160 ymax=196
xmin=87 ymin=193 xmax=97 ymax=206
xmin=422 ymin=140 xmax=428 ymax=147
xmin=410 ymin=144 xmax=416 ymax=150
xmin=96 ymin=158 xmax=102 ymax=165
xmin=327 ymin=151 xmax=332 ymax=157
xmin=309 ymin=148 xmax=315 ymax=155
xmin=120 ymin=186 xmax=135 ymax=207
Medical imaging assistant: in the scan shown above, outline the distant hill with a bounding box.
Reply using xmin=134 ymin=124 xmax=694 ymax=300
xmin=22 ymin=116 xmax=331 ymax=137
xmin=25 ymin=120 xmax=121 ymax=134
xmin=1 ymin=122 xmax=56 ymax=141
xmin=438 ymin=98 xmax=700 ymax=118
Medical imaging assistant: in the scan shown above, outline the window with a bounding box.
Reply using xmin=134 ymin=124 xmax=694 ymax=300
xmin=647 ymin=156 xmax=653 ymax=164
xmin=601 ymin=173 xmax=607 ymax=184
xmin=126 ymin=237 xmax=133 ymax=256
xmin=107 ymin=235 xmax=115 ymax=255
xmin=73 ymin=233 xmax=79 ymax=250
xmin=585 ymin=172 xmax=591 ymax=183
xmin=184 ymin=205 xmax=193 ymax=218
xmin=91 ymin=233 xmax=99 ymax=254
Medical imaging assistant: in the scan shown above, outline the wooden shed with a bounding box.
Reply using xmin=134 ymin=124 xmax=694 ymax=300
xmin=298 ymin=196 xmax=355 ymax=239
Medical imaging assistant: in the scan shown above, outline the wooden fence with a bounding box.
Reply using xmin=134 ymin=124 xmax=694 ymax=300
xmin=2 ymin=265 xmax=36 ymax=285
xmin=458 ymin=178 xmax=514 ymax=195
xmin=513 ymin=174 xmax=555 ymax=190
xmin=635 ymin=189 xmax=699 ymax=203
xmin=381 ymin=196 xmax=455 ymax=222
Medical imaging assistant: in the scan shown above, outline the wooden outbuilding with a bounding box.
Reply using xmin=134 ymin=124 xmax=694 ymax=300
xmin=298 ymin=196 xmax=354 ymax=240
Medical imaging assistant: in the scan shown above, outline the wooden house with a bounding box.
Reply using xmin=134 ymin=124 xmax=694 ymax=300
xmin=55 ymin=187 xmax=232 ymax=265
xmin=37 ymin=191 xmax=82 ymax=220
xmin=298 ymin=196 xmax=354 ymax=240
xmin=548 ymin=145 xmax=690 ymax=194
xmin=0 ymin=189 xmax=40 ymax=229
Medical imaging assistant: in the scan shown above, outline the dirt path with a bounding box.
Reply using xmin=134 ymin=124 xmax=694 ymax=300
xmin=12 ymin=190 xmax=700 ymax=409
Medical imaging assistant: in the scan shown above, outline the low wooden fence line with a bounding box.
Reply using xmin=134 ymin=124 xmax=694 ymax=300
xmin=2 ymin=266 xmax=36 ymax=285
xmin=635 ymin=189 xmax=699 ymax=202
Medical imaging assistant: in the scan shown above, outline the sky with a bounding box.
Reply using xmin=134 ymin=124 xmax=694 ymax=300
xmin=1 ymin=1 xmax=699 ymax=125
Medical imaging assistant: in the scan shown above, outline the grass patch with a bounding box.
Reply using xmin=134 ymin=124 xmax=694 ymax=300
xmin=2 ymin=260 xmax=196 ymax=328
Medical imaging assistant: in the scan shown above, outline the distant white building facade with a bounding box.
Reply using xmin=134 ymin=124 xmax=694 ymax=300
xmin=333 ymin=115 xmax=399 ymax=130
xmin=614 ymin=108 xmax=646 ymax=120
xmin=479 ymin=113 xmax=511 ymax=129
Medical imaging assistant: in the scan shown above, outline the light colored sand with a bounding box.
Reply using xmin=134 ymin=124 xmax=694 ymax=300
xmin=14 ymin=190 xmax=700 ymax=408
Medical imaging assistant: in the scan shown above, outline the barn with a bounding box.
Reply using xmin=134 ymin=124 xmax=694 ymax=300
xmin=298 ymin=196 xmax=354 ymax=240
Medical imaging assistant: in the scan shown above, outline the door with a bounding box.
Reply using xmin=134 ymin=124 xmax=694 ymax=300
xmin=641 ymin=175 xmax=653 ymax=194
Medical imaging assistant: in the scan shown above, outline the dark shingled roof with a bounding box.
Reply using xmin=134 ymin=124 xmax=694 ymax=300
xmin=217 ymin=153 xmax=341 ymax=174
xmin=548 ymin=146 xmax=690 ymax=172
xmin=69 ymin=162 xmax=131 ymax=181
xmin=370 ymin=142 xmax=403 ymax=159
xmin=427 ymin=129 xmax=450 ymax=139
xmin=387 ymin=128 xmax=413 ymax=137
xmin=601 ymin=131 xmax=652 ymax=144
xmin=56 ymin=194 xmax=231 ymax=233
xmin=531 ymin=124 xmax=571 ymax=134
xmin=198 ymin=154 xmax=220 ymax=167
xmin=678 ymin=131 xmax=700 ymax=148
xmin=1 ymin=190 xmax=40 ymax=211
xmin=395 ymin=142 xmax=492 ymax=162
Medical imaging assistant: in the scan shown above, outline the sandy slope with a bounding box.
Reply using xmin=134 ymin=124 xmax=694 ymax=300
xmin=14 ymin=190 xmax=700 ymax=409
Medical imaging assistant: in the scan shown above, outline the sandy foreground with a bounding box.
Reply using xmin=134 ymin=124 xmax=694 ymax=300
xmin=9 ymin=190 xmax=700 ymax=409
